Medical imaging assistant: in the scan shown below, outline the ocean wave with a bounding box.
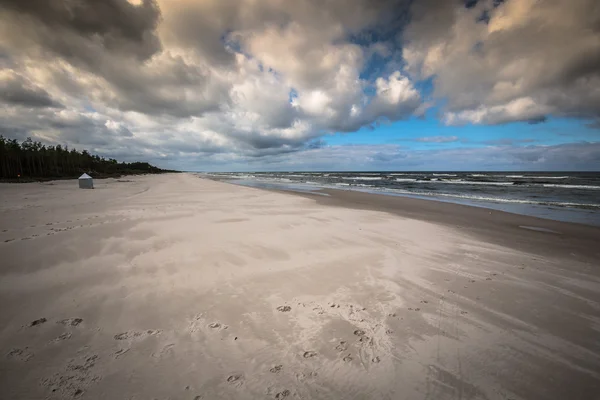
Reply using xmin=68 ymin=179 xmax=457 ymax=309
xmin=395 ymin=178 xmax=417 ymax=182
xmin=446 ymin=180 xmax=515 ymax=186
xmin=506 ymin=175 xmax=570 ymax=179
xmin=432 ymin=173 xmax=457 ymax=176
xmin=401 ymin=179 xmax=514 ymax=186
xmin=378 ymin=188 xmax=600 ymax=209
xmin=341 ymin=176 xmax=383 ymax=180
xmin=469 ymin=174 xmax=487 ymax=177
xmin=230 ymin=174 xmax=256 ymax=179
xmin=542 ymin=184 xmax=600 ymax=190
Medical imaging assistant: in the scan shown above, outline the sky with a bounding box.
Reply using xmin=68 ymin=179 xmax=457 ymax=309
xmin=0 ymin=0 xmax=599 ymax=171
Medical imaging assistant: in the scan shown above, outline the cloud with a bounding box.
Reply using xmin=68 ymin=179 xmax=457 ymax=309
xmin=586 ymin=120 xmax=600 ymax=130
xmin=196 ymin=141 xmax=600 ymax=172
xmin=0 ymin=0 xmax=424 ymax=164
xmin=404 ymin=0 xmax=600 ymax=125
xmin=481 ymin=138 xmax=536 ymax=145
xmin=0 ymin=0 xmax=597 ymax=170
xmin=415 ymin=136 xmax=459 ymax=143
xmin=0 ymin=70 xmax=63 ymax=108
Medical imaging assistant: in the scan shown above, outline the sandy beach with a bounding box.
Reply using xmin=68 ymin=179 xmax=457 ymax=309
xmin=1 ymin=173 xmax=599 ymax=400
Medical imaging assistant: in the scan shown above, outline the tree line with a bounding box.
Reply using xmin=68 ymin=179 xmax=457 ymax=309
xmin=0 ymin=136 xmax=177 ymax=181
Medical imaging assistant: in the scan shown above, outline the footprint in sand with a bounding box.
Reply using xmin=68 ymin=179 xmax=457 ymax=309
xmin=353 ymin=329 xmax=366 ymax=336
xmin=208 ymin=322 xmax=228 ymax=330
xmin=295 ymin=371 xmax=318 ymax=382
xmin=276 ymin=306 xmax=291 ymax=312
xmin=30 ymin=318 xmax=47 ymax=327
xmin=372 ymin=356 xmax=381 ymax=363
xmin=4 ymin=239 xmax=15 ymax=243
xmin=226 ymin=374 xmax=244 ymax=386
xmin=359 ymin=336 xmax=373 ymax=346
xmin=275 ymin=389 xmax=291 ymax=399
xmin=343 ymin=354 xmax=353 ymax=363
xmin=41 ymin=353 xmax=101 ymax=397
xmin=58 ymin=318 xmax=83 ymax=327
xmin=152 ymin=343 xmax=175 ymax=359
xmin=51 ymin=333 xmax=72 ymax=343
xmin=6 ymin=348 xmax=34 ymax=362
xmin=335 ymin=341 xmax=348 ymax=352
xmin=112 ymin=349 xmax=129 ymax=359
xmin=114 ymin=330 xmax=161 ymax=340
xmin=303 ymin=351 xmax=317 ymax=358
xmin=269 ymin=365 xmax=283 ymax=373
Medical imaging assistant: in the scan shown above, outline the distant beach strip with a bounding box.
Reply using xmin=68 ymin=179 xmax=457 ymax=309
xmin=204 ymin=172 xmax=600 ymax=226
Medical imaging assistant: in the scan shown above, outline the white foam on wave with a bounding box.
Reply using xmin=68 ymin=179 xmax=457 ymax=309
xmin=406 ymin=179 xmax=514 ymax=186
xmin=506 ymin=175 xmax=570 ymax=179
xmin=542 ymin=184 xmax=600 ymax=190
xmin=529 ymin=176 xmax=569 ymax=179
xmin=447 ymin=180 xmax=514 ymax=186
xmin=395 ymin=178 xmax=416 ymax=182
xmin=341 ymin=176 xmax=383 ymax=180
xmin=377 ymin=188 xmax=600 ymax=208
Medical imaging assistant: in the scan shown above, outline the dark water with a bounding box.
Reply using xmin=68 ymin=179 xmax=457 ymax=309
xmin=203 ymin=172 xmax=600 ymax=226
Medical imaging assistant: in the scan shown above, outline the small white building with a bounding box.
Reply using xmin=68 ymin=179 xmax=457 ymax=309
xmin=78 ymin=173 xmax=94 ymax=189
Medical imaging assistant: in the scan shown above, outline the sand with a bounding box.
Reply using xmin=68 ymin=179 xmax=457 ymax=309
xmin=0 ymin=173 xmax=599 ymax=400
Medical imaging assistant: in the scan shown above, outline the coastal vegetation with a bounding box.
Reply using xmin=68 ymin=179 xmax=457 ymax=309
xmin=0 ymin=136 xmax=176 ymax=181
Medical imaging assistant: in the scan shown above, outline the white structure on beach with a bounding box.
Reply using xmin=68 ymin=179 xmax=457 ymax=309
xmin=78 ymin=173 xmax=94 ymax=189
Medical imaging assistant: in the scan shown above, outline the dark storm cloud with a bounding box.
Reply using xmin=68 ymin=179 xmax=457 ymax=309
xmin=1 ymin=0 xmax=161 ymax=60
xmin=0 ymin=0 xmax=225 ymax=119
xmin=0 ymin=73 xmax=63 ymax=108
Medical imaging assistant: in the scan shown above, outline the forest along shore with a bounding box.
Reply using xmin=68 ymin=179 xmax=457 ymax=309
xmin=0 ymin=136 xmax=176 ymax=181
xmin=0 ymin=173 xmax=599 ymax=400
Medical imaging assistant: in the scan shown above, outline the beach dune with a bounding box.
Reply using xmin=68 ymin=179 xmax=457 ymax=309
xmin=0 ymin=174 xmax=599 ymax=399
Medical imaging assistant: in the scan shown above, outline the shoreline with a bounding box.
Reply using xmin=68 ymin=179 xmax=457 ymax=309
xmin=210 ymin=172 xmax=600 ymax=227
xmin=219 ymin=178 xmax=600 ymax=263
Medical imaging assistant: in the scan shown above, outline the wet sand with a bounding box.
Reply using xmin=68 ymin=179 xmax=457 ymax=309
xmin=0 ymin=173 xmax=599 ymax=400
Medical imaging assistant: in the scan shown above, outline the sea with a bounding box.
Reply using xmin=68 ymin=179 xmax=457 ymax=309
xmin=203 ymin=171 xmax=600 ymax=227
